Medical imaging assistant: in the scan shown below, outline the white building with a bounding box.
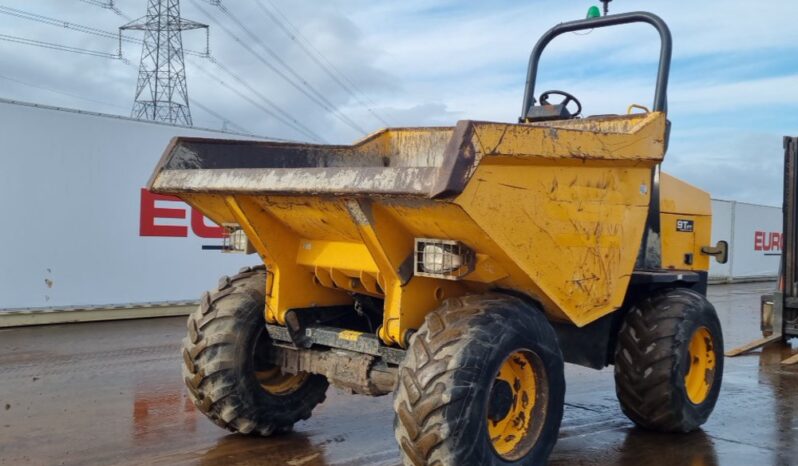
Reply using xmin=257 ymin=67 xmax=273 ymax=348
xmin=709 ymin=199 xmax=781 ymax=282
xmin=0 ymin=98 xmax=258 ymax=309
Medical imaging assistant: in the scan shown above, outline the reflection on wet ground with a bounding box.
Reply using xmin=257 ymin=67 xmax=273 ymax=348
xmin=0 ymin=282 xmax=795 ymax=465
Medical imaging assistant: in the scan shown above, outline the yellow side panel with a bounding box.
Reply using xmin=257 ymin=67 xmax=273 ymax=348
xmin=252 ymin=196 xmax=362 ymax=242
xmin=225 ymin=196 xmax=353 ymax=324
xmin=456 ymin=163 xmax=653 ymax=326
xmin=659 ymin=172 xmax=712 ymax=272
xmin=180 ymin=193 xmax=239 ymax=225
xmin=295 ymin=240 xmax=380 ymax=276
xmin=472 ymin=112 xmax=667 ymax=162
xmin=660 ymin=214 xmax=711 ymax=271
xmin=660 ymin=172 xmax=711 ymax=216
xmin=694 ymin=215 xmax=712 ymax=271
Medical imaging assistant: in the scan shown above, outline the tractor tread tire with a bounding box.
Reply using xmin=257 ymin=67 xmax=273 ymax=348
xmin=614 ymin=287 xmax=723 ymax=433
xmin=394 ymin=294 xmax=564 ymax=466
xmin=181 ymin=266 xmax=328 ymax=436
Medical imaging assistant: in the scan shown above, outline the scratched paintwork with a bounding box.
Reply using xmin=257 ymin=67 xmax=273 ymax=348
xmin=147 ymin=112 xmax=702 ymax=338
xmin=659 ymin=173 xmax=712 ymax=271
xmin=469 ymin=112 xmax=666 ymax=160
xmin=455 ymin=164 xmax=653 ymax=325
xmin=154 ymin=166 xmax=438 ymax=195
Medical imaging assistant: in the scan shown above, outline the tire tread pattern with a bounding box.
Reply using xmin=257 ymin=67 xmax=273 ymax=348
xmin=181 ymin=265 xmax=327 ymax=436
xmin=614 ymin=287 xmax=723 ymax=433
xmin=394 ymin=294 xmax=564 ymax=466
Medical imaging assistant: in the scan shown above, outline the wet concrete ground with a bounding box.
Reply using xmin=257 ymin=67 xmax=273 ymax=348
xmin=0 ymin=282 xmax=796 ymax=466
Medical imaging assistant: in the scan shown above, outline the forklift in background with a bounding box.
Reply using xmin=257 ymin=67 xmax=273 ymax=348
xmin=727 ymin=137 xmax=798 ymax=364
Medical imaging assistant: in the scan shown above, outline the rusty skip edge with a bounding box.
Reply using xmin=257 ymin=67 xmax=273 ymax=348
xmin=147 ymin=119 xmax=659 ymax=199
xmin=147 ymin=123 xmax=477 ymax=199
xmin=152 ymin=167 xmax=440 ymax=196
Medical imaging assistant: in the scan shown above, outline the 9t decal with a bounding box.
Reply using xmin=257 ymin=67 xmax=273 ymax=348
xmin=676 ymin=219 xmax=694 ymax=232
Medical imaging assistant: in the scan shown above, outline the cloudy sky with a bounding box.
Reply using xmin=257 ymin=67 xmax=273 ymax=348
xmin=1 ymin=0 xmax=796 ymax=205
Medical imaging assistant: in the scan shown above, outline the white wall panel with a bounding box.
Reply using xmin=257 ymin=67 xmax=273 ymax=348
xmin=709 ymin=200 xmax=781 ymax=282
xmin=708 ymin=199 xmax=733 ymax=280
xmin=0 ymin=100 xmax=262 ymax=309
xmin=729 ymin=202 xmax=782 ymax=279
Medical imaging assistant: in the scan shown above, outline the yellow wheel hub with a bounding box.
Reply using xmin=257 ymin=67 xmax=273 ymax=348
xmin=684 ymin=327 xmax=716 ymax=404
xmin=255 ymin=367 xmax=308 ymax=395
xmin=487 ymin=350 xmax=545 ymax=460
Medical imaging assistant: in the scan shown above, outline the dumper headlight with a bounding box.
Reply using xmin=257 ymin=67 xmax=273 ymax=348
xmin=223 ymin=224 xmax=256 ymax=254
xmin=414 ymin=238 xmax=474 ymax=280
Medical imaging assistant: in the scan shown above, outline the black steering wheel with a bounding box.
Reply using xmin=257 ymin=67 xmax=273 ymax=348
xmin=539 ymin=90 xmax=582 ymax=118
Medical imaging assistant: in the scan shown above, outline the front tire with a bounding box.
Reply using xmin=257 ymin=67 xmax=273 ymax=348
xmin=393 ymin=294 xmax=565 ymax=466
xmin=614 ymin=287 xmax=724 ymax=433
xmin=182 ymin=266 xmax=328 ymax=436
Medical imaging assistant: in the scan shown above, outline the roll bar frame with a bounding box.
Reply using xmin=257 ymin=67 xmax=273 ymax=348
xmin=521 ymin=11 xmax=672 ymax=119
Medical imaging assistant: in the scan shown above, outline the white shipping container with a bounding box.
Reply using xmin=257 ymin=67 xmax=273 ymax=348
xmin=0 ymin=99 xmax=263 ymax=309
xmin=709 ymin=199 xmax=781 ymax=282
xmin=708 ymin=199 xmax=733 ymax=280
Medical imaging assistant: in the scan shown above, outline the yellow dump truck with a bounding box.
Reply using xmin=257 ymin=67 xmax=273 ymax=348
xmin=149 ymin=11 xmax=727 ymax=466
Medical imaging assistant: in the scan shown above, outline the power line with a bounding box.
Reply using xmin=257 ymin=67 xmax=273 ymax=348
xmin=0 ymin=5 xmax=206 ymax=57
xmin=0 ymin=63 xmax=267 ymax=137
xmin=192 ymin=0 xmax=353 ymax=131
xmin=0 ymin=68 xmax=240 ymax=132
xmin=78 ymin=0 xmax=132 ymax=21
xmin=0 ymin=5 xmax=138 ymax=45
xmin=215 ymin=2 xmax=369 ymax=136
xmin=191 ymin=97 xmax=302 ymax=141
xmin=193 ymin=0 xmax=368 ymax=136
xmin=191 ymin=0 xmax=345 ymax=135
xmin=0 ymin=32 xmax=121 ymax=59
xmin=117 ymin=58 xmax=253 ymax=133
xmin=192 ymin=56 xmax=326 ymax=142
xmin=79 ymin=0 xmax=110 ymax=6
xmin=254 ymin=0 xmax=390 ymax=127
xmin=190 ymin=98 xmax=251 ymax=134
xmin=1 ymin=2 xmax=317 ymax=139
xmin=66 ymin=1 xmax=313 ymax=138
xmin=0 ymin=72 xmax=127 ymax=110
xmin=81 ymin=0 xmax=331 ymax=140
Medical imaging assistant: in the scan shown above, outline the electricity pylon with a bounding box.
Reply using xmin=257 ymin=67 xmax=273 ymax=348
xmin=121 ymin=0 xmax=208 ymax=126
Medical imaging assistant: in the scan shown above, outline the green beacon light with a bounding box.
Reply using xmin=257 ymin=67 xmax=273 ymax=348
xmin=586 ymin=6 xmax=601 ymax=19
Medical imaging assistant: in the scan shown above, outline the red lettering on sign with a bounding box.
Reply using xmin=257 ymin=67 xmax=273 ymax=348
xmin=754 ymin=230 xmax=783 ymax=252
xmin=140 ymin=188 xmax=223 ymax=238
xmin=772 ymin=232 xmax=782 ymax=251
xmin=191 ymin=209 xmax=225 ymax=238
xmin=754 ymin=231 xmax=764 ymax=251
xmin=140 ymin=188 xmax=188 ymax=237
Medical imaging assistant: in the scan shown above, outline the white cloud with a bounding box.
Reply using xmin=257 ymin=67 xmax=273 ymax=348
xmin=0 ymin=0 xmax=796 ymax=204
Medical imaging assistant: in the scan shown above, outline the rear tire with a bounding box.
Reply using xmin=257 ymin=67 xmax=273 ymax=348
xmin=393 ymin=294 xmax=565 ymax=466
xmin=614 ymin=287 xmax=724 ymax=433
xmin=182 ymin=266 xmax=328 ymax=436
